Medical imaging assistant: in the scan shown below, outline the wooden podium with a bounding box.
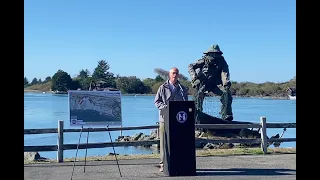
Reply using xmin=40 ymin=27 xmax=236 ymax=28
xmin=163 ymin=100 xmax=196 ymax=176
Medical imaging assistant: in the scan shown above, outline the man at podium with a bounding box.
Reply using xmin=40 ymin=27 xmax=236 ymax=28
xmin=154 ymin=67 xmax=189 ymax=172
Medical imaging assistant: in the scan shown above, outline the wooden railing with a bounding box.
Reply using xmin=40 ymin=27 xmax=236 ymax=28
xmin=24 ymin=116 xmax=296 ymax=162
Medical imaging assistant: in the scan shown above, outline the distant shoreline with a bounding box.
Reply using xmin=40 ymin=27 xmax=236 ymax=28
xmin=24 ymin=89 xmax=43 ymax=92
xmin=24 ymin=89 xmax=289 ymax=100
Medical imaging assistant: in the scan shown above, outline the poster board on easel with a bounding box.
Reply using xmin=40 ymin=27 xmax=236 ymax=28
xmin=68 ymin=90 xmax=123 ymax=178
xmin=68 ymin=90 xmax=122 ymax=127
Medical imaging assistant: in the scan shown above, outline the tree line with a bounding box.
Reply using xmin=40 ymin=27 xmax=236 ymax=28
xmin=24 ymin=60 xmax=296 ymax=97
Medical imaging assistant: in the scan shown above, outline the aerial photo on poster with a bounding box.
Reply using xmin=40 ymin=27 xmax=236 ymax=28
xmin=68 ymin=90 xmax=122 ymax=126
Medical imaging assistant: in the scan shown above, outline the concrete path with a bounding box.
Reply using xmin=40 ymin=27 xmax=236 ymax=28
xmin=24 ymin=154 xmax=296 ymax=180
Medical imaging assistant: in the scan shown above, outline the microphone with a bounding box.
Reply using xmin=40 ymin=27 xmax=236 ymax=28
xmin=178 ymin=83 xmax=186 ymax=101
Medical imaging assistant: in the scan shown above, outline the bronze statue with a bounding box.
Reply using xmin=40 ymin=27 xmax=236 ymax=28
xmin=188 ymin=44 xmax=233 ymax=122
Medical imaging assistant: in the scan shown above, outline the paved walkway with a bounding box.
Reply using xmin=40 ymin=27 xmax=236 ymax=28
xmin=24 ymin=154 xmax=296 ymax=180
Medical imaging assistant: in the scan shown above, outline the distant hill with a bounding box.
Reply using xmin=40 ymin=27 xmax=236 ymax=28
xmin=24 ymin=81 xmax=52 ymax=92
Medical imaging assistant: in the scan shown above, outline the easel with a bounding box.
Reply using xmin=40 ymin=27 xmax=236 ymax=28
xmin=70 ymin=125 xmax=122 ymax=180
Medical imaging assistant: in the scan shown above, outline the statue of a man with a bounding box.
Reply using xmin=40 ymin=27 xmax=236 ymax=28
xmin=188 ymin=44 xmax=233 ymax=121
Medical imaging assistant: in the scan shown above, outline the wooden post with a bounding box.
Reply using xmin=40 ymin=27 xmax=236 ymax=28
xmin=57 ymin=120 xmax=64 ymax=162
xmin=260 ymin=116 xmax=267 ymax=154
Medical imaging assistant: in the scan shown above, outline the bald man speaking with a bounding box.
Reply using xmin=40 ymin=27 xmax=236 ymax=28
xmin=154 ymin=67 xmax=189 ymax=172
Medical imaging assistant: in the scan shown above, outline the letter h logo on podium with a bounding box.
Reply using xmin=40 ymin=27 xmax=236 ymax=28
xmin=176 ymin=111 xmax=188 ymax=123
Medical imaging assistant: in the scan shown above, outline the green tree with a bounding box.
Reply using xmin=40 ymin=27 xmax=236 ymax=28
xmin=24 ymin=77 xmax=29 ymax=86
xmin=237 ymin=88 xmax=249 ymax=96
xmin=286 ymin=76 xmax=296 ymax=88
xmin=116 ymin=76 xmax=147 ymax=94
xmin=142 ymin=78 xmax=156 ymax=86
xmin=230 ymin=81 xmax=239 ymax=95
xmin=155 ymin=75 xmax=164 ymax=82
xmin=30 ymin=78 xmax=38 ymax=85
xmin=77 ymin=77 xmax=93 ymax=90
xmin=75 ymin=69 xmax=92 ymax=90
xmin=261 ymin=82 xmax=280 ymax=96
xmin=43 ymin=76 xmax=52 ymax=83
xmin=51 ymin=69 xmax=73 ymax=92
xmin=78 ymin=69 xmax=90 ymax=79
xmin=92 ymin=60 xmax=113 ymax=79
xmin=142 ymin=78 xmax=157 ymax=93
xmin=151 ymin=81 xmax=164 ymax=94
xmin=92 ymin=60 xmax=116 ymax=88
xmin=70 ymin=79 xmax=81 ymax=90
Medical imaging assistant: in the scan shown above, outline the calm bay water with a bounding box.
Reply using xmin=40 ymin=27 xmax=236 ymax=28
xmin=24 ymin=92 xmax=296 ymax=160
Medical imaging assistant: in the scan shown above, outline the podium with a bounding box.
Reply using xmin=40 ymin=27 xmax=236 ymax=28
xmin=163 ymin=100 xmax=196 ymax=176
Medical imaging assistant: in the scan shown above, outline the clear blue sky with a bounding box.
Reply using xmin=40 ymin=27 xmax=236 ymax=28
xmin=24 ymin=0 xmax=296 ymax=83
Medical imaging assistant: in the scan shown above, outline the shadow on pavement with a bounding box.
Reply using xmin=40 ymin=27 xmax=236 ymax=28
xmin=196 ymin=168 xmax=296 ymax=176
